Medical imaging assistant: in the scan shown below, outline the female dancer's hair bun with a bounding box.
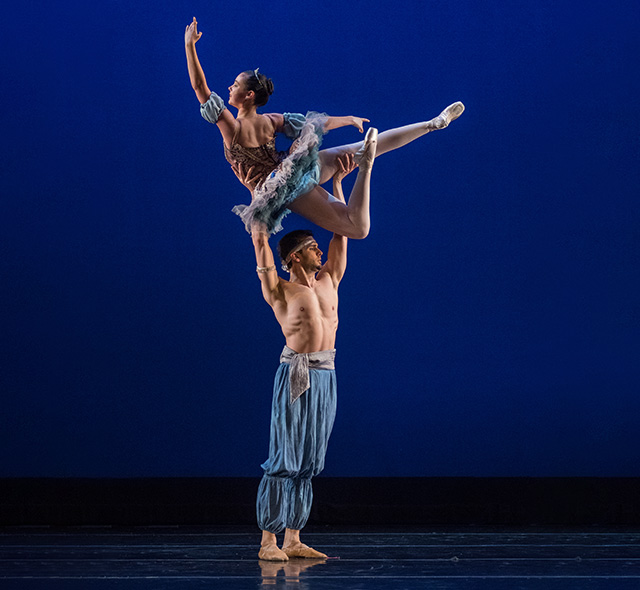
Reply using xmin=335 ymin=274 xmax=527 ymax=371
xmin=244 ymin=69 xmax=273 ymax=107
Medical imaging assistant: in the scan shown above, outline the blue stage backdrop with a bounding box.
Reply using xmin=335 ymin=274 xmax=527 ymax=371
xmin=1 ymin=0 xmax=639 ymax=477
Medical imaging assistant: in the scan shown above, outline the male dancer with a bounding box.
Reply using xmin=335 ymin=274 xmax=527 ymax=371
xmin=241 ymin=131 xmax=377 ymax=561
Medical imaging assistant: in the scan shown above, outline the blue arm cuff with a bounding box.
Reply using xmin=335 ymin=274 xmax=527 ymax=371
xmin=281 ymin=112 xmax=306 ymax=139
xmin=200 ymin=92 xmax=227 ymax=124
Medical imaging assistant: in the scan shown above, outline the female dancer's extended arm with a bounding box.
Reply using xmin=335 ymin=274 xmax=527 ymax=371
xmin=184 ymin=18 xmax=210 ymax=103
xmin=324 ymin=116 xmax=369 ymax=133
xmin=263 ymin=114 xmax=369 ymax=137
xmin=184 ymin=18 xmax=235 ymax=141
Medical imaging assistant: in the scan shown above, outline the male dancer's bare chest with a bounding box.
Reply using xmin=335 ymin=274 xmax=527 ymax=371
xmin=285 ymin=280 xmax=337 ymax=318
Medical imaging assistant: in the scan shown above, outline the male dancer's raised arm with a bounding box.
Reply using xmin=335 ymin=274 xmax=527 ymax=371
xmin=251 ymin=222 xmax=283 ymax=308
xmin=317 ymin=154 xmax=357 ymax=288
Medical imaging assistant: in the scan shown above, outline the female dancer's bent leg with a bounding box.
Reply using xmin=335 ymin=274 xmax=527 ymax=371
xmin=288 ymin=128 xmax=378 ymax=239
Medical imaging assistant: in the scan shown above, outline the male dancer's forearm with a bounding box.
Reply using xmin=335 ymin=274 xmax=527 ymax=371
xmin=332 ymin=177 xmax=346 ymax=204
xmin=251 ymin=222 xmax=274 ymax=268
xmin=251 ymin=222 xmax=279 ymax=294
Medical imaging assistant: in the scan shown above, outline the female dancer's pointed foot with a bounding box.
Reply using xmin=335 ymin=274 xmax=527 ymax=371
xmin=282 ymin=542 xmax=328 ymax=559
xmin=354 ymin=127 xmax=378 ymax=171
xmin=431 ymin=101 xmax=465 ymax=129
xmin=259 ymin=544 xmax=289 ymax=561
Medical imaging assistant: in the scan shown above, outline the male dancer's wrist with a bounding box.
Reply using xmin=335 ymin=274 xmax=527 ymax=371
xmin=256 ymin=264 xmax=276 ymax=273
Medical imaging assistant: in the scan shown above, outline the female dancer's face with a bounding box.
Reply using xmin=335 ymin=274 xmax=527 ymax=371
xmin=228 ymin=74 xmax=251 ymax=108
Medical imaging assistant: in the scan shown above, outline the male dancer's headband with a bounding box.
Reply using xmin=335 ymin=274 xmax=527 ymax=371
xmin=281 ymin=236 xmax=317 ymax=272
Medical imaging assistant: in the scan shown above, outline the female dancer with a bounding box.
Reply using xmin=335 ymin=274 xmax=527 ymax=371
xmin=185 ymin=18 xmax=464 ymax=238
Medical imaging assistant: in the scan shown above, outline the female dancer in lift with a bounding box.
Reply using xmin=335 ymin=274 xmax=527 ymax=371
xmin=185 ymin=17 xmax=464 ymax=238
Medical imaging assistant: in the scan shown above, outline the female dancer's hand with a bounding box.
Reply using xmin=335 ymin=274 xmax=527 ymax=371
xmin=349 ymin=117 xmax=370 ymax=133
xmin=232 ymin=163 xmax=262 ymax=193
xmin=185 ymin=17 xmax=202 ymax=45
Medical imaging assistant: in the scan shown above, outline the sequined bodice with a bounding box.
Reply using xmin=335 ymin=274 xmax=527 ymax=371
xmin=224 ymin=120 xmax=287 ymax=186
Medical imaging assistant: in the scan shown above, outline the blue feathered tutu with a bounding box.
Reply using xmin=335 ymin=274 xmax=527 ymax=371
xmin=232 ymin=112 xmax=327 ymax=235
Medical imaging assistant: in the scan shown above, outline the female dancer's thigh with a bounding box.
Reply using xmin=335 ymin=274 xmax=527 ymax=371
xmin=317 ymin=141 xmax=363 ymax=184
xmin=288 ymin=186 xmax=356 ymax=237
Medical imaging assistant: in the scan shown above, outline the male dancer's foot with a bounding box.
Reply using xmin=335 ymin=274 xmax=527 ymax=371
xmin=282 ymin=542 xmax=328 ymax=559
xmin=259 ymin=531 xmax=289 ymax=561
xmin=282 ymin=528 xmax=328 ymax=560
xmin=259 ymin=543 xmax=289 ymax=561
xmin=354 ymin=127 xmax=378 ymax=171
xmin=429 ymin=101 xmax=465 ymax=130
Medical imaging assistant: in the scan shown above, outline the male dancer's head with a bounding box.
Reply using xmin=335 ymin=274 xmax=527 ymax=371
xmin=278 ymin=230 xmax=323 ymax=274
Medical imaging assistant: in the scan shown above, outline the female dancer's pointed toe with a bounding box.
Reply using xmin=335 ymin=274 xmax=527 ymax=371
xmin=355 ymin=127 xmax=378 ymax=169
xmin=432 ymin=101 xmax=465 ymax=129
xmin=443 ymin=101 xmax=465 ymax=123
xmin=365 ymin=126 xmax=378 ymax=144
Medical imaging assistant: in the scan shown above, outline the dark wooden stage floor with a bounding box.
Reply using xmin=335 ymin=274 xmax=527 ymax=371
xmin=1 ymin=526 xmax=639 ymax=589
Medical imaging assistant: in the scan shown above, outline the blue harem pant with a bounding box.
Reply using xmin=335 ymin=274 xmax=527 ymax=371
xmin=256 ymin=359 xmax=337 ymax=533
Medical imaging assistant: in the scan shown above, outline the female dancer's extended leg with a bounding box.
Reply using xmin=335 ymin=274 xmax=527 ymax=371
xmin=288 ymin=129 xmax=378 ymax=239
xmin=290 ymin=102 xmax=463 ymax=238
xmin=317 ymin=101 xmax=464 ymax=184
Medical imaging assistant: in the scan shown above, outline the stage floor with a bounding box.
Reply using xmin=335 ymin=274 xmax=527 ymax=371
xmin=1 ymin=525 xmax=639 ymax=589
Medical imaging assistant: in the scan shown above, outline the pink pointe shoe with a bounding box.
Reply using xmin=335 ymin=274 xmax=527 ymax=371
xmin=354 ymin=127 xmax=378 ymax=170
xmin=432 ymin=101 xmax=465 ymax=129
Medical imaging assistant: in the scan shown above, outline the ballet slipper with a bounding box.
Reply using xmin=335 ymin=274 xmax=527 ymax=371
xmin=354 ymin=127 xmax=378 ymax=170
xmin=430 ymin=101 xmax=465 ymax=129
xmin=259 ymin=543 xmax=290 ymax=561
xmin=282 ymin=542 xmax=328 ymax=559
